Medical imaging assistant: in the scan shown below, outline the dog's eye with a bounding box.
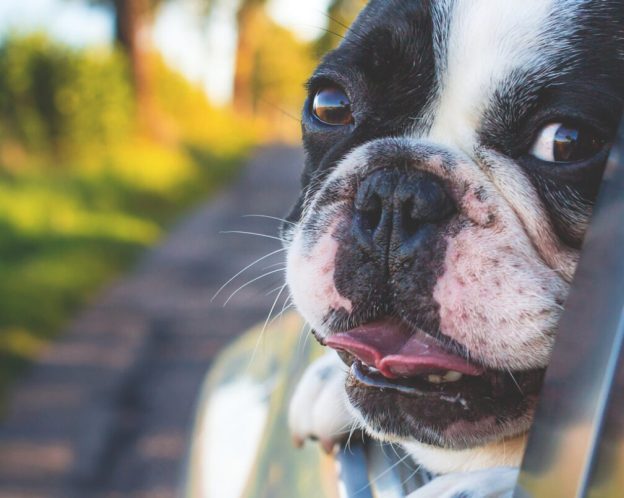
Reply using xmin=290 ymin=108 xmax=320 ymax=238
xmin=312 ymin=87 xmax=354 ymax=126
xmin=529 ymin=123 xmax=606 ymax=163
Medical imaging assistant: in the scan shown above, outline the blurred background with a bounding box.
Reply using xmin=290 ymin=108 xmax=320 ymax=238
xmin=0 ymin=0 xmax=365 ymax=497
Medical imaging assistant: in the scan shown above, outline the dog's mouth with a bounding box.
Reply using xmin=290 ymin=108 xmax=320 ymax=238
xmin=324 ymin=319 xmax=545 ymax=401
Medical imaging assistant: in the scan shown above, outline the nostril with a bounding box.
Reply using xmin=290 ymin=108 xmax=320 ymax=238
xmin=358 ymin=193 xmax=383 ymax=232
xmin=398 ymin=178 xmax=456 ymax=237
xmin=401 ymin=198 xmax=421 ymax=235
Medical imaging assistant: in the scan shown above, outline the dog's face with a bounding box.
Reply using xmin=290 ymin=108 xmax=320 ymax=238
xmin=284 ymin=0 xmax=623 ymax=450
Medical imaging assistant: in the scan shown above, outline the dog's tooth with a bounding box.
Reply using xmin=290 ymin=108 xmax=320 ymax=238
xmin=427 ymin=372 xmax=463 ymax=384
xmin=362 ymin=363 xmax=380 ymax=374
xmin=443 ymin=371 xmax=463 ymax=382
xmin=427 ymin=374 xmax=443 ymax=384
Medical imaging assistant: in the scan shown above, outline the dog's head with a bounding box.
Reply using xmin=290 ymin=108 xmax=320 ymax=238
xmin=284 ymin=0 xmax=623 ymax=456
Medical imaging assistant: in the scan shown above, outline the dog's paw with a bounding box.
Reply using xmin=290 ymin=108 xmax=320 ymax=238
xmin=288 ymin=351 xmax=357 ymax=453
xmin=408 ymin=467 xmax=518 ymax=498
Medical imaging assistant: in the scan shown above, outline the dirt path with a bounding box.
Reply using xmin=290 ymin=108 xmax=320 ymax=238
xmin=0 ymin=145 xmax=303 ymax=498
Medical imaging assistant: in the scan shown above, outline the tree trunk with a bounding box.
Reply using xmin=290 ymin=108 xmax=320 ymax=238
xmin=233 ymin=5 xmax=265 ymax=115
xmin=113 ymin=0 xmax=154 ymax=129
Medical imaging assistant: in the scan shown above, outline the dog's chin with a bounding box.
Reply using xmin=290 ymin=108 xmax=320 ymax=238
xmin=323 ymin=319 xmax=545 ymax=450
xmin=345 ymin=361 xmax=543 ymax=449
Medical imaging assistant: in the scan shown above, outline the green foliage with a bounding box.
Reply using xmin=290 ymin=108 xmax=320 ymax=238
xmin=0 ymin=33 xmax=257 ymax=407
xmin=251 ymin=21 xmax=316 ymax=116
xmin=0 ymin=143 xmax=252 ymax=406
xmin=151 ymin=55 xmax=257 ymax=154
xmin=0 ymin=34 xmax=133 ymax=161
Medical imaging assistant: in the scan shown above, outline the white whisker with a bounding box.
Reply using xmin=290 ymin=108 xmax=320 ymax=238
xmin=265 ymin=284 xmax=287 ymax=296
xmin=296 ymin=322 xmax=312 ymax=357
xmin=247 ymin=283 xmax=288 ymax=370
xmin=506 ymin=367 xmax=524 ymax=395
xmin=223 ymin=268 xmax=285 ymax=306
xmin=345 ymin=423 xmax=362 ymax=453
xmin=242 ymin=214 xmax=296 ymax=226
xmin=303 ymin=324 xmax=314 ymax=345
xmin=260 ymin=283 xmax=288 ymax=336
xmin=389 ymin=442 xmax=402 ymax=460
xmin=262 ymin=262 xmax=287 ymax=271
xmin=355 ymin=451 xmax=412 ymax=494
xmin=220 ymin=230 xmax=285 ymax=242
xmin=211 ymin=247 xmax=287 ymax=302
xmin=400 ymin=461 xmax=423 ymax=489
xmin=268 ymin=296 xmax=294 ymax=328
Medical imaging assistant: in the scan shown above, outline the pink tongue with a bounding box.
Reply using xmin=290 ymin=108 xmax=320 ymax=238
xmin=325 ymin=321 xmax=484 ymax=379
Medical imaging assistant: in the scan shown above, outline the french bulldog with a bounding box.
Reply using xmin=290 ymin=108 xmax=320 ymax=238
xmin=285 ymin=1 xmax=624 ymax=496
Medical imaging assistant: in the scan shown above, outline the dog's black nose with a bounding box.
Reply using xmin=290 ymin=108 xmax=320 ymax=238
xmin=353 ymin=169 xmax=455 ymax=260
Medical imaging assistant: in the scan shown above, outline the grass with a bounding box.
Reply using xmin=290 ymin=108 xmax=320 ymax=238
xmin=0 ymin=139 xmax=252 ymax=409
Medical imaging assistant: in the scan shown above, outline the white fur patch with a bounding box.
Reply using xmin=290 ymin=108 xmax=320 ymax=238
xmin=477 ymin=150 xmax=578 ymax=281
xmin=432 ymin=206 xmax=567 ymax=370
xmin=286 ymin=221 xmax=352 ymax=336
xmin=404 ymin=435 xmax=526 ymax=475
xmin=425 ymin=0 xmax=556 ymax=150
